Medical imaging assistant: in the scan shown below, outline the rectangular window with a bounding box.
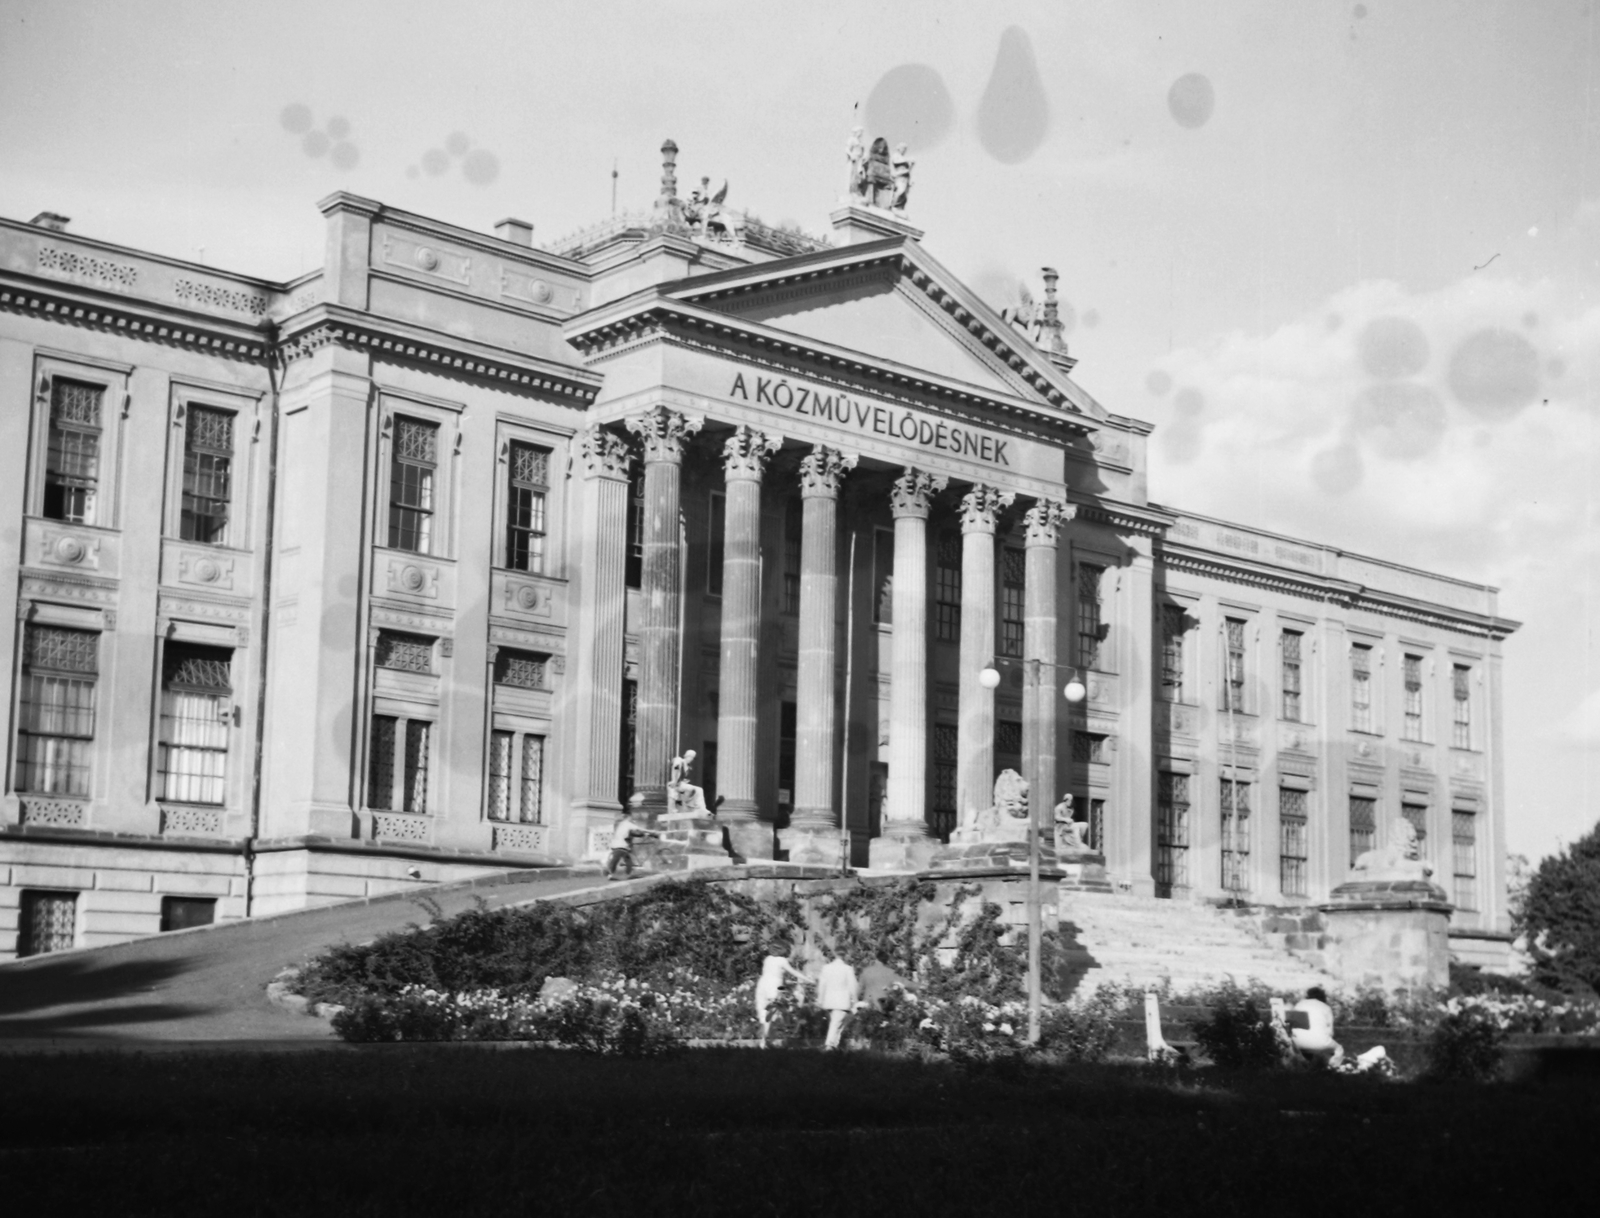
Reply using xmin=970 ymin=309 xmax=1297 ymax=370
xmin=1279 ymin=788 xmax=1308 ymax=897
xmin=1221 ymin=778 xmax=1251 ymax=894
xmin=491 ymin=731 xmax=546 ymax=824
xmin=1452 ymin=810 xmax=1478 ymax=911
xmin=376 ymin=631 xmax=433 ymax=674
xmin=1156 ymin=773 xmax=1190 ymax=895
xmin=1077 ymin=565 xmax=1104 ymax=670
xmin=1281 ymin=630 xmax=1303 ymax=722
xmin=1349 ymin=795 xmax=1377 ymax=866
xmin=778 ymin=700 xmax=797 ymax=809
xmin=158 ymin=642 xmax=232 ymax=806
xmin=160 ymin=896 xmax=216 ymax=932
xmin=934 ymin=530 xmax=961 ymax=643
xmin=873 ymin=527 xmax=894 ymax=625
xmin=1088 ymin=798 xmax=1105 ymax=853
xmin=1351 ymin=644 xmax=1373 ymax=733
xmin=488 ymin=729 xmax=513 ymax=821
xmin=368 ymin=715 xmax=398 ymax=810
xmin=783 ymin=499 xmax=802 ymax=615
xmin=996 ymin=719 xmax=1023 ymax=755
xmin=520 ymin=735 xmax=544 ymax=824
xmin=18 ymin=890 xmax=77 ymax=957
xmin=388 ymin=416 xmax=438 ymax=553
xmin=625 ymin=473 xmax=644 ymax=590
xmin=403 ymin=720 xmax=430 ymax=813
xmin=494 ymin=648 xmax=546 ymax=690
xmin=1402 ymin=801 xmax=1429 ymax=859
xmin=1161 ymin=605 xmax=1187 ymax=702
xmin=999 ymin=547 xmax=1025 ymax=658
xmin=1403 ymin=654 xmax=1424 ymax=741
xmin=1072 ymin=731 xmax=1107 ymax=763
xmin=180 ymin=405 xmax=234 ymax=543
xmin=505 ymin=441 xmax=550 ymax=574
xmin=700 ymin=741 xmax=718 ymax=813
xmin=15 ymin=624 xmax=98 ymax=797
xmin=619 ymin=678 xmax=638 ymax=801
xmin=706 ymin=491 xmax=726 ymax=596
xmin=44 ymin=378 xmax=103 ymax=524
xmin=932 ymin=723 xmax=958 ymax=840
xmin=1452 ymin=664 xmax=1472 ymax=749
xmin=1222 ymin=618 xmax=1246 ymax=712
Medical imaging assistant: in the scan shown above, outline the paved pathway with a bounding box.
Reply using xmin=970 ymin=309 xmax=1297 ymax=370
xmin=0 ymin=866 xmax=612 ymax=1047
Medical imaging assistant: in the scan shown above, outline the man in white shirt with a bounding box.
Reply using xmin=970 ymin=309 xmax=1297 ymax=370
xmin=816 ymin=952 xmax=860 ymax=1051
xmin=603 ymin=806 xmax=658 ymax=880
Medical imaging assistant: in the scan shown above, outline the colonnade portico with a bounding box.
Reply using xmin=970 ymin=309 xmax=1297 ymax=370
xmin=611 ymin=403 xmax=1073 ymax=870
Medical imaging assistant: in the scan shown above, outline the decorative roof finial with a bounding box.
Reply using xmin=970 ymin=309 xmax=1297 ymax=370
xmin=659 ymin=138 xmax=679 ymax=200
xmin=1040 ymin=266 xmax=1065 ymax=353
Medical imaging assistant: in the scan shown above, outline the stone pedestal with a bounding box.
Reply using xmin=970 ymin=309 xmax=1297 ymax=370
xmin=1321 ymin=877 xmax=1453 ymax=993
xmin=1055 ymin=848 xmax=1114 ymax=893
xmin=634 ymin=816 xmax=731 ymax=872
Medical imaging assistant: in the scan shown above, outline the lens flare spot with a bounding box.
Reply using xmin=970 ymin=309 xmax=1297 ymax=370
xmin=1358 ymin=316 xmax=1430 ymax=379
xmin=1168 ymin=73 xmax=1215 ymax=129
xmin=1448 ymin=328 xmax=1539 ymax=419
xmin=280 ymin=103 xmax=313 ymax=135
xmin=864 ymin=64 xmax=956 ymax=152
xmin=977 ymin=27 xmax=1050 ymax=163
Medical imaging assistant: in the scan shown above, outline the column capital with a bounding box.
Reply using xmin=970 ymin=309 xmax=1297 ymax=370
xmin=1024 ymin=498 xmax=1076 ymax=546
xmin=799 ymin=445 xmax=858 ymax=498
xmin=890 ymin=467 xmax=948 ymax=519
xmin=573 ymin=426 xmax=632 ymax=480
xmin=625 ymin=405 xmax=703 ymax=464
xmin=959 ymin=483 xmax=1015 ymax=534
xmin=722 ymin=425 xmax=782 ymax=481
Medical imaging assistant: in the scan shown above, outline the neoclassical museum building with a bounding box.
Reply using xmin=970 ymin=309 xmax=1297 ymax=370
xmin=0 ymin=140 xmax=1516 ymax=965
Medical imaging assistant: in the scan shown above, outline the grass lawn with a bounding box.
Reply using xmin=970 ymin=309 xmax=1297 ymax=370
xmin=0 ymin=1047 xmax=1591 ymax=1216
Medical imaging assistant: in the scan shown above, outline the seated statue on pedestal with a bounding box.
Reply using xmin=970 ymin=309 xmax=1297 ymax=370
xmin=1052 ymin=793 xmax=1089 ymax=854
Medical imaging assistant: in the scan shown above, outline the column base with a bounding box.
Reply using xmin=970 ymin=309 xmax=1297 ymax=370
xmin=726 ymin=818 xmax=775 ymax=861
xmin=778 ymin=823 xmax=846 ymax=868
xmin=868 ymin=832 xmax=941 ymax=873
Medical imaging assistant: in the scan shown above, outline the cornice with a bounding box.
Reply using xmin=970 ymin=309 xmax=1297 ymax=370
xmin=0 ymin=276 xmax=271 ymax=362
xmin=1072 ymin=498 xmax=1176 ymax=537
xmin=276 ymin=307 xmax=601 ymax=402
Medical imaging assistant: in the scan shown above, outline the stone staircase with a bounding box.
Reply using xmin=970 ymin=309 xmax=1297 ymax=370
xmin=1056 ymin=891 xmax=1334 ymax=996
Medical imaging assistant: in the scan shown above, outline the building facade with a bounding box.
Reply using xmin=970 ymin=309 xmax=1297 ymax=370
xmin=0 ymin=144 xmax=1517 ymax=964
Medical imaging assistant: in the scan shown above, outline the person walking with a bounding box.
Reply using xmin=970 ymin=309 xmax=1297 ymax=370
xmin=603 ymin=805 xmax=658 ymax=880
xmin=754 ymin=943 xmax=810 ymax=1047
xmin=816 ymin=950 xmax=860 ymax=1051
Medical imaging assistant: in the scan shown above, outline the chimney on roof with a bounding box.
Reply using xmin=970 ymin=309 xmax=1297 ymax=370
xmin=30 ymin=212 xmax=70 ymax=232
xmin=495 ymin=217 xmax=534 ymax=246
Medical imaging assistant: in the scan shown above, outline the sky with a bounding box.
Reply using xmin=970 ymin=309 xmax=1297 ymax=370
xmin=2 ymin=0 xmax=1596 ymax=861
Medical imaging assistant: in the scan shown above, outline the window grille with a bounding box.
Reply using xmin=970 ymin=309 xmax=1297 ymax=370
xmin=1403 ymin=654 xmax=1424 ymax=741
xmin=1073 ymin=732 xmax=1107 ymax=763
xmin=1452 ymin=665 xmax=1471 ymax=749
xmin=1161 ymin=606 xmax=1186 ymax=701
xmin=160 ymin=896 xmax=216 ymax=932
xmin=1281 ymin=631 xmax=1303 ymax=722
xmin=520 ymin=735 xmax=544 ymax=824
xmin=1349 ymin=795 xmax=1377 ymax=866
xmin=19 ymin=890 xmax=77 ymax=957
xmin=506 ymin=440 xmax=550 ymax=574
xmin=625 ymin=473 xmax=645 ymax=590
xmin=1222 ymin=618 xmax=1246 ymax=712
xmin=619 ymin=679 xmax=638 ymax=801
xmin=44 ymin=379 xmax=103 ymax=524
xmin=494 ymin=649 xmax=546 ymax=690
xmin=15 ymin=625 xmax=98 ymax=797
xmin=1351 ymin=644 xmax=1373 ymax=732
xmin=388 ymin=416 xmax=438 ymax=553
xmin=934 ymin=530 xmax=961 ymax=643
xmin=706 ymin=491 xmax=725 ymax=595
xmin=995 ymin=719 xmax=1023 ymax=755
xmin=1452 ymin=809 xmax=1478 ymax=911
xmin=180 ymin=406 xmax=233 ymax=543
xmin=1221 ymin=779 xmax=1251 ymax=894
xmin=931 ymin=722 xmax=958 ymax=839
xmin=1402 ymin=802 xmax=1429 ymax=857
xmin=403 ymin=720 xmax=430 ymax=812
xmin=158 ymin=642 xmax=232 ymax=805
xmin=368 ymin=715 xmax=397 ymax=810
xmin=1088 ymin=798 xmax=1105 ymax=853
xmin=1156 ymin=773 xmax=1190 ymax=895
xmin=1076 ymin=565 xmax=1104 ymax=670
xmin=488 ymin=730 xmax=513 ymax=821
xmin=783 ymin=498 xmax=802 ymax=615
xmin=376 ymin=631 xmax=433 ymax=673
xmin=1279 ymin=788 xmax=1308 ymax=897
xmin=999 ymin=547 xmax=1025 ymax=658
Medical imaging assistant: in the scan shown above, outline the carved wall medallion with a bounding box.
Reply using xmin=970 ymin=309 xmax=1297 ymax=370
xmin=43 ymin=531 xmax=100 ymax=569
xmin=414 ymin=247 xmax=440 ymax=271
xmin=177 ymin=550 xmax=236 ymax=591
xmin=505 ymin=581 xmax=553 ymax=616
xmin=380 ymin=233 xmax=471 ymax=285
xmin=386 ymin=559 xmax=439 ymax=599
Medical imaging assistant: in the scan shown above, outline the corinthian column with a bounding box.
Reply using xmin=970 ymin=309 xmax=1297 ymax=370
xmin=1023 ymin=498 xmax=1074 ymax=834
xmin=716 ymin=425 xmax=781 ymax=859
xmin=624 ymin=406 xmax=702 ymax=818
xmin=565 ymin=427 xmax=632 ymax=857
xmin=956 ymin=484 xmax=1014 ymax=831
xmin=870 ymin=467 xmax=948 ymax=872
xmin=784 ymin=445 xmax=858 ymax=866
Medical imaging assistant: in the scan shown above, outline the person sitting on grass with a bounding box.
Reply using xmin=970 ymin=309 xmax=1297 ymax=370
xmin=754 ymin=942 xmax=811 ymax=1048
xmin=1289 ymin=986 xmax=1346 ymax=1067
xmin=603 ymin=802 xmax=659 ymax=881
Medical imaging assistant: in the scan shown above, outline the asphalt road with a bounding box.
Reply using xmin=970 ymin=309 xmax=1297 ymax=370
xmin=0 ymin=866 xmax=612 ymax=1047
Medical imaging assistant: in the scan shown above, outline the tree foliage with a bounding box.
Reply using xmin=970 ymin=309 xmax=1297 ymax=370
xmin=1515 ymin=822 xmax=1600 ymax=998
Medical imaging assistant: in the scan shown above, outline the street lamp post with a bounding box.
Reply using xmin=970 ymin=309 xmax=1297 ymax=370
xmin=979 ymin=658 xmax=1087 ymax=1045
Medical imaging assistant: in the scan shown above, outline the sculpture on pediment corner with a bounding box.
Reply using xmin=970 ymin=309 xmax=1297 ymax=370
xmin=846 ymin=126 xmax=868 ymax=199
xmin=1001 ymin=282 xmax=1040 ymax=340
xmin=891 ymin=143 xmax=914 ymax=214
xmin=864 ymin=137 xmax=895 ymax=209
xmin=685 ymin=176 xmax=742 ymax=244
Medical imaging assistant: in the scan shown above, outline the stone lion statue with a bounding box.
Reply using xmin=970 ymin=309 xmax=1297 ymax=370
xmin=954 ymin=769 xmax=1030 ymax=842
xmin=1351 ymin=816 xmax=1431 ymax=879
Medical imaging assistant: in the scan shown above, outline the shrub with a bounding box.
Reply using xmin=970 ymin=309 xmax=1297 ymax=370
xmin=1516 ymin=822 xmax=1600 ymax=998
xmin=1423 ymin=1006 xmax=1506 ymax=1082
xmin=1191 ymin=983 xmax=1284 ymax=1070
xmin=1037 ymin=992 xmax=1118 ymax=1063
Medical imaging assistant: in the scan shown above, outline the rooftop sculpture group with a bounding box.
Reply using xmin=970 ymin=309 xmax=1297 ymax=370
xmin=846 ymin=128 xmax=913 ymax=214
